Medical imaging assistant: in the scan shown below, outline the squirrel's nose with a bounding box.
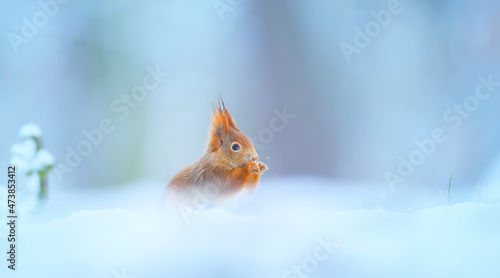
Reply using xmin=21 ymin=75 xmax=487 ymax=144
xmin=252 ymin=155 xmax=258 ymax=161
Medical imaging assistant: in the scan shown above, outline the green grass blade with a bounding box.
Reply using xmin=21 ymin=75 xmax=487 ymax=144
xmin=448 ymin=172 xmax=453 ymax=204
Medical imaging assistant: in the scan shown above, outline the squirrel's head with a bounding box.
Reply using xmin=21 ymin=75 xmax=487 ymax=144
xmin=207 ymin=100 xmax=258 ymax=168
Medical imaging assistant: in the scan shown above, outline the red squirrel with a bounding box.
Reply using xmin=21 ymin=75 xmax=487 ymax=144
xmin=167 ymin=99 xmax=267 ymax=206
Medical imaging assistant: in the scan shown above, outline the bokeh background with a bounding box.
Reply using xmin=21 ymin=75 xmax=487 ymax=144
xmin=1 ymin=1 xmax=500 ymax=277
xmin=1 ymin=0 xmax=499 ymax=192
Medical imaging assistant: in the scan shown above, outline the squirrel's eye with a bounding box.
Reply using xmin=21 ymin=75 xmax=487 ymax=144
xmin=231 ymin=143 xmax=241 ymax=151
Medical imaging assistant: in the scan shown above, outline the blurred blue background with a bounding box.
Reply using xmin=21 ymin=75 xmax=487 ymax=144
xmin=1 ymin=0 xmax=499 ymax=191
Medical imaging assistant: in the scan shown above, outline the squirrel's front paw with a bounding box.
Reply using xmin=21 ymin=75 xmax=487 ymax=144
xmin=245 ymin=161 xmax=261 ymax=174
xmin=245 ymin=161 xmax=268 ymax=174
xmin=257 ymin=162 xmax=268 ymax=174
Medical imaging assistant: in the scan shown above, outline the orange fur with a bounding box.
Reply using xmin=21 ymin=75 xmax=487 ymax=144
xmin=167 ymin=99 xmax=267 ymax=207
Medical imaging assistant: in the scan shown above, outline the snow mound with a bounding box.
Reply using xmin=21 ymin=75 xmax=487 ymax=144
xmin=19 ymin=124 xmax=42 ymax=139
xmin=1 ymin=177 xmax=498 ymax=278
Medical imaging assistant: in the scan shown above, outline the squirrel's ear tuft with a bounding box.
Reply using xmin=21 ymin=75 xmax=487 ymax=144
xmin=207 ymin=99 xmax=239 ymax=152
xmin=212 ymin=99 xmax=239 ymax=131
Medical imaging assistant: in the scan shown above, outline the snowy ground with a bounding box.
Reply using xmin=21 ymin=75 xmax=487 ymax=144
xmin=1 ymin=176 xmax=499 ymax=278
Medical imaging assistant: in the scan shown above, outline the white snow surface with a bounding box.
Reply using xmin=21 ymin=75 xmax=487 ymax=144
xmin=1 ymin=176 xmax=498 ymax=278
xmin=18 ymin=124 xmax=42 ymax=139
xmin=32 ymin=149 xmax=55 ymax=171
xmin=10 ymin=139 xmax=37 ymax=174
